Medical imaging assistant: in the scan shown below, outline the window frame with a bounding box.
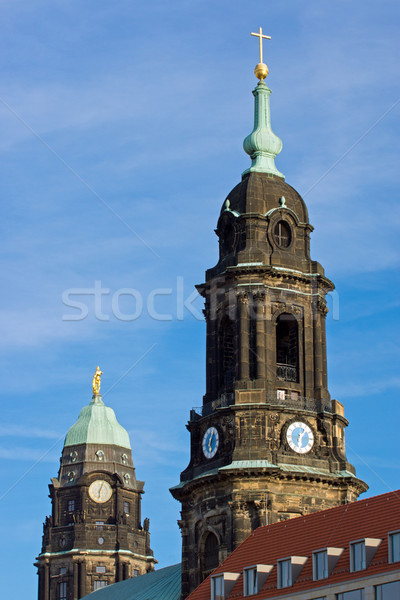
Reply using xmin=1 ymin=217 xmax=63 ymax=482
xmin=243 ymin=567 xmax=257 ymax=596
xmin=313 ymin=550 xmax=328 ymax=581
xmin=350 ymin=540 xmax=366 ymax=572
xmin=96 ymin=565 xmax=106 ymax=574
xmin=93 ymin=580 xmax=108 ymax=591
xmin=58 ymin=581 xmax=67 ymax=600
xmin=210 ymin=573 xmax=240 ymax=600
xmin=273 ymin=220 xmax=292 ymax=249
xmin=375 ymin=580 xmax=400 ymax=600
xmin=388 ymin=530 xmax=400 ymax=564
xmin=68 ymin=499 xmax=75 ymax=512
xmin=336 ymin=590 xmax=365 ymax=600
xmin=243 ymin=565 xmax=273 ymax=596
xmin=211 ymin=574 xmax=224 ymax=600
xmin=349 ymin=538 xmax=382 ymax=573
xmin=277 ymin=558 xmax=292 ymax=589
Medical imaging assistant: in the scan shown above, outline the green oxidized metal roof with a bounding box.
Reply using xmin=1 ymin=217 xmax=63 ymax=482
xmin=242 ymin=80 xmax=284 ymax=178
xmin=80 ymin=563 xmax=181 ymax=600
xmin=64 ymin=395 xmax=131 ymax=450
xmin=171 ymin=461 xmax=358 ymax=491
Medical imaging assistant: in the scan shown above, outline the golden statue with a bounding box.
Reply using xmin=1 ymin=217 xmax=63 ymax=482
xmin=92 ymin=366 xmax=103 ymax=395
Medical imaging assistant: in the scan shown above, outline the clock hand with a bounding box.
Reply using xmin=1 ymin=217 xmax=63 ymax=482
xmin=208 ymin=432 xmax=213 ymax=452
xmin=298 ymin=429 xmax=305 ymax=448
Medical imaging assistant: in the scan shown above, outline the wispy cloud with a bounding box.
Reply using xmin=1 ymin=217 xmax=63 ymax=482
xmin=0 ymin=425 xmax=61 ymax=439
xmin=332 ymin=377 xmax=400 ymax=399
xmin=0 ymin=445 xmax=60 ymax=463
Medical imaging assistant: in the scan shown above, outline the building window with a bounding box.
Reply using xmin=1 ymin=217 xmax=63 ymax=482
xmin=277 ymin=559 xmax=291 ymax=588
xmin=59 ymin=567 xmax=67 ymax=575
xmin=96 ymin=521 xmax=104 ymax=529
xmin=219 ymin=317 xmax=235 ymax=392
xmin=376 ymin=581 xmax=400 ymax=599
xmin=277 ymin=389 xmax=285 ymax=401
xmin=273 ymin=220 xmax=291 ymax=248
xmin=203 ymin=532 xmax=219 ymax=576
xmin=243 ymin=568 xmax=257 ymax=596
xmin=389 ymin=532 xmax=400 ymax=563
xmin=95 ymin=450 xmax=104 ymax=461
xmin=133 ymin=569 xmax=139 ymax=577
xmin=350 ymin=541 xmax=365 ymax=572
xmin=124 ymin=501 xmax=130 ymax=514
xmin=276 ymin=313 xmax=298 ymax=383
xmin=93 ymin=580 xmax=108 ymax=590
xmin=96 ymin=566 xmax=106 ymax=573
xmin=313 ymin=550 xmax=328 ymax=580
xmin=337 ymin=590 xmax=364 ymax=600
xmin=249 ymin=315 xmax=257 ymax=380
xmin=68 ymin=500 xmax=75 ymax=512
xmin=59 ymin=582 xmax=67 ymax=600
xmin=211 ymin=575 xmax=224 ymax=600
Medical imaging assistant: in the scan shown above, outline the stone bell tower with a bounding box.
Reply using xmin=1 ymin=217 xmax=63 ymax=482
xmin=35 ymin=368 xmax=155 ymax=600
xmin=170 ymin=30 xmax=368 ymax=597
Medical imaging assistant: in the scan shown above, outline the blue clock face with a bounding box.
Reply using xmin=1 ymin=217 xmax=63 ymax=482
xmin=202 ymin=426 xmax=219 ymax=459
xmin=286 ymin=421 xmax=314 ymax=454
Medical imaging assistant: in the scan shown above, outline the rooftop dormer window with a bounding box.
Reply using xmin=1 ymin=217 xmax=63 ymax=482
xmin=350 ymin=538 xmax=382 ymax=572
xmin=389 ymin=530 xmax=400 ymax=563
xmin=312 ymin=547 xmax=343 ymax=581
xmin=243 ymin=565 xmax=273 ymax=596
xmin=211 ymin=573 xmax=240 ymax=600
xmin=277 ymin=556 xmax=307 ymax=589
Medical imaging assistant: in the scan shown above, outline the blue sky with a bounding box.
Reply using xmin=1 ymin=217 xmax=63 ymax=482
xmin=0 ymin=1 xmax=399 ymax=598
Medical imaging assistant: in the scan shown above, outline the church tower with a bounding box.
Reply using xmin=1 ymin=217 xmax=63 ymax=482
xmin=170 ymin=29 xmax=368 ymax=597
xmin=36 ymin=368 xmax=155 ymax=600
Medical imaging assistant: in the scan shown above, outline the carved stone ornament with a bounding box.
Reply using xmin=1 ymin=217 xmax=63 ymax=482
xmin=271 ymin=301 xmax=286 ymax=317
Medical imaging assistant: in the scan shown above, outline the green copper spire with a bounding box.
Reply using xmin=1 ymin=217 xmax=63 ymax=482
xmin=242 ymin=80 xmax=284 ymax=178
xmin=242 ymin=28 xmax=284 ymax=178
xmin=64 ymin=394 xmax=132 ymax=449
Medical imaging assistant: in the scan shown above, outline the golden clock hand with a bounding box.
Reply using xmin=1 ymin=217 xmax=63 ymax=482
xmin=208 ymin=432 xmax=213 ymax=452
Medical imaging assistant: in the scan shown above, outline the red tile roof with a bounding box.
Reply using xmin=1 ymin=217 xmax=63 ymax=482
xmin=188 ymin=490 xmax=400 ymax=600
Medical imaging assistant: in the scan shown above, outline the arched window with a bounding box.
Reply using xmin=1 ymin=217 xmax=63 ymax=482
xmin=276 ymin=313 xmax=298 ymax=382
xmin=202 ymin=532 xmax=219 ymax=579
xmin=219 ymin=317 xmax=235 ymax=391
xmin=273 ymin=220 xmax=291 ymax=248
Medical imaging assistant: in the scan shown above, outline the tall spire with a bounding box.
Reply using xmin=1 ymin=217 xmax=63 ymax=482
xmin=242 ymin=28 xmax=284 ymax=179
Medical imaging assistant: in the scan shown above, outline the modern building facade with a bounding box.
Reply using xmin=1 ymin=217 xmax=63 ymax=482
xmin=35 ymin=369 xmax=155 ymax=600
xmin=187 ymin=490 xmax=400 ymax=600
xmin=170 ymin=37 xmax=368 ymax=596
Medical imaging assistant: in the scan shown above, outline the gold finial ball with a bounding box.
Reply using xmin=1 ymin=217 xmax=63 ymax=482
xmin=254 ymin=62 xmax=269 ymax=80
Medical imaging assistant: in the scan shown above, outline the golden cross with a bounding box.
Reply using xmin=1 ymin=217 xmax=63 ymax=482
xmin=251 ymin=27 xmax=271 ymax=64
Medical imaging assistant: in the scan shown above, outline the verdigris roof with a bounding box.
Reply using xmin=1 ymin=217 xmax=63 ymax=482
xmin=64 ymin=395 xmax=131 ymax=450
xmin=81 ymin=563 xmax=181 ymax=600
